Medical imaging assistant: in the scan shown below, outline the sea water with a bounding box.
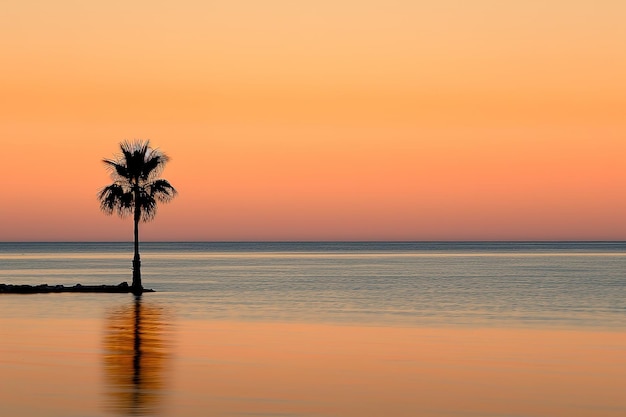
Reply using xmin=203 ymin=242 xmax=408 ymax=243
xmin=1 ymin=242 xmax=625 ymax=416
xmin=1 ymin=241 xmax=625 ymax=327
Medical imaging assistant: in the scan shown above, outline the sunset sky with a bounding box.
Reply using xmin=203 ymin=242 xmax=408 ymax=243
xmin=1 ymin=1 xmax=625 ymax=241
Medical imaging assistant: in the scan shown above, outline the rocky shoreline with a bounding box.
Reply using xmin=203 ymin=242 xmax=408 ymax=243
xmin=0 ymin=282 xmax=154 ymax=294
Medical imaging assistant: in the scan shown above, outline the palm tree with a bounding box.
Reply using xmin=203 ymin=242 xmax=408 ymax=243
xmin=98 ymin=140 xmax=177 ymax=294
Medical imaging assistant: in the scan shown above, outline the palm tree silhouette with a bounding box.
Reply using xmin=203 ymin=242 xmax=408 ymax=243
xmin=99 ymin=140 xmax=177 ymax=294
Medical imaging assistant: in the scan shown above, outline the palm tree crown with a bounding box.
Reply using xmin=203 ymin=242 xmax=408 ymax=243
xmin=99 ymin=140 xmax=176 ymax=221
xmin=98 ymin=140 xmax=177 ymax=294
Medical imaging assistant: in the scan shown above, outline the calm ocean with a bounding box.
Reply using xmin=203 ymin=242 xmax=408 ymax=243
xmin=2 ymin=242 xmax=626 ymax=417
xmin=1 ymin=241 xmax=625 ymax=328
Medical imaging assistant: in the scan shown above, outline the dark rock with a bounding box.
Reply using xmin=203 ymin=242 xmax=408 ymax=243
xmin=0 ymin=283 xmax=154 ymax=294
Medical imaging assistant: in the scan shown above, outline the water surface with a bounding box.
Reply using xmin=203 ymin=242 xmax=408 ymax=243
xmin=1 ymin=242 xmax=625 ymax=416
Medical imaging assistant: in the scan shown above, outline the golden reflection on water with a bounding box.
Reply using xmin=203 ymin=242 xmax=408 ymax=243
xmin=103 ymin=296 xmax=174 ymax=416
xmin=0 ymin=312 xmax=625 ymax=416
xmin=172 ymin=322 xmax=626 ymax=417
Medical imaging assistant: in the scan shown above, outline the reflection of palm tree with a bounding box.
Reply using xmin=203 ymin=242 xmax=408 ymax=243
xmin=98 ymin=140 xmax=177 ymax=294
xmin=103 ymin=297 xmax=173 ymax=416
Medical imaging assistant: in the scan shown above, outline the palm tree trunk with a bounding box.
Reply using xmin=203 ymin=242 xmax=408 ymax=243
xmin=132 ymin=188 xmax=142 ymax=294
xmin=132 ymin=215 xmax=141 ymax=293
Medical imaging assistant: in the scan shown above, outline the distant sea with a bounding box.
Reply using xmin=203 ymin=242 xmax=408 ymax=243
xmin=2 ymin=242 xmax=626 ymax=417
xmin=1 ymin=241 xmax=625 ymax=328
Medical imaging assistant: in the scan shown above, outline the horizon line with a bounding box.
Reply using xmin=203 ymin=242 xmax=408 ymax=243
xmin=1 ymin=240 xmax=624 ymax=244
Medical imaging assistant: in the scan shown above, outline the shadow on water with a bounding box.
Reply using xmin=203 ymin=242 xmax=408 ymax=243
xmin=102 ymin=296 xmax=174 ymax=416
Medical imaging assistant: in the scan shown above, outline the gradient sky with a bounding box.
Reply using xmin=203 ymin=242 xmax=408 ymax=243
xmin=1 ymin=1 xmax=625 ymax=241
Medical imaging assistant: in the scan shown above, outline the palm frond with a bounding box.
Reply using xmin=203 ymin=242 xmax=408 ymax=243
xmin=141 ymin=153 xmax=168 ymax=181
xmin=103 ymin=159 xmax=129 ymax=181
xmin=98 ymin=184 xmax=134 ymax=217
xmin=148 ymin=179 xmax=177 ymax=203
xmin=138 ymin=191 xmax=158 ymax=222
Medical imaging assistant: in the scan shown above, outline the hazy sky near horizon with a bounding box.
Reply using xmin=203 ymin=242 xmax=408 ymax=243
xmin=1 ymin=1 xmax=625 ymax=241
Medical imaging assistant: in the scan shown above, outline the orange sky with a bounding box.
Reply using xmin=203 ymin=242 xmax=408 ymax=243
xmin=1 ymin=1 xmax=625 ymax=241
